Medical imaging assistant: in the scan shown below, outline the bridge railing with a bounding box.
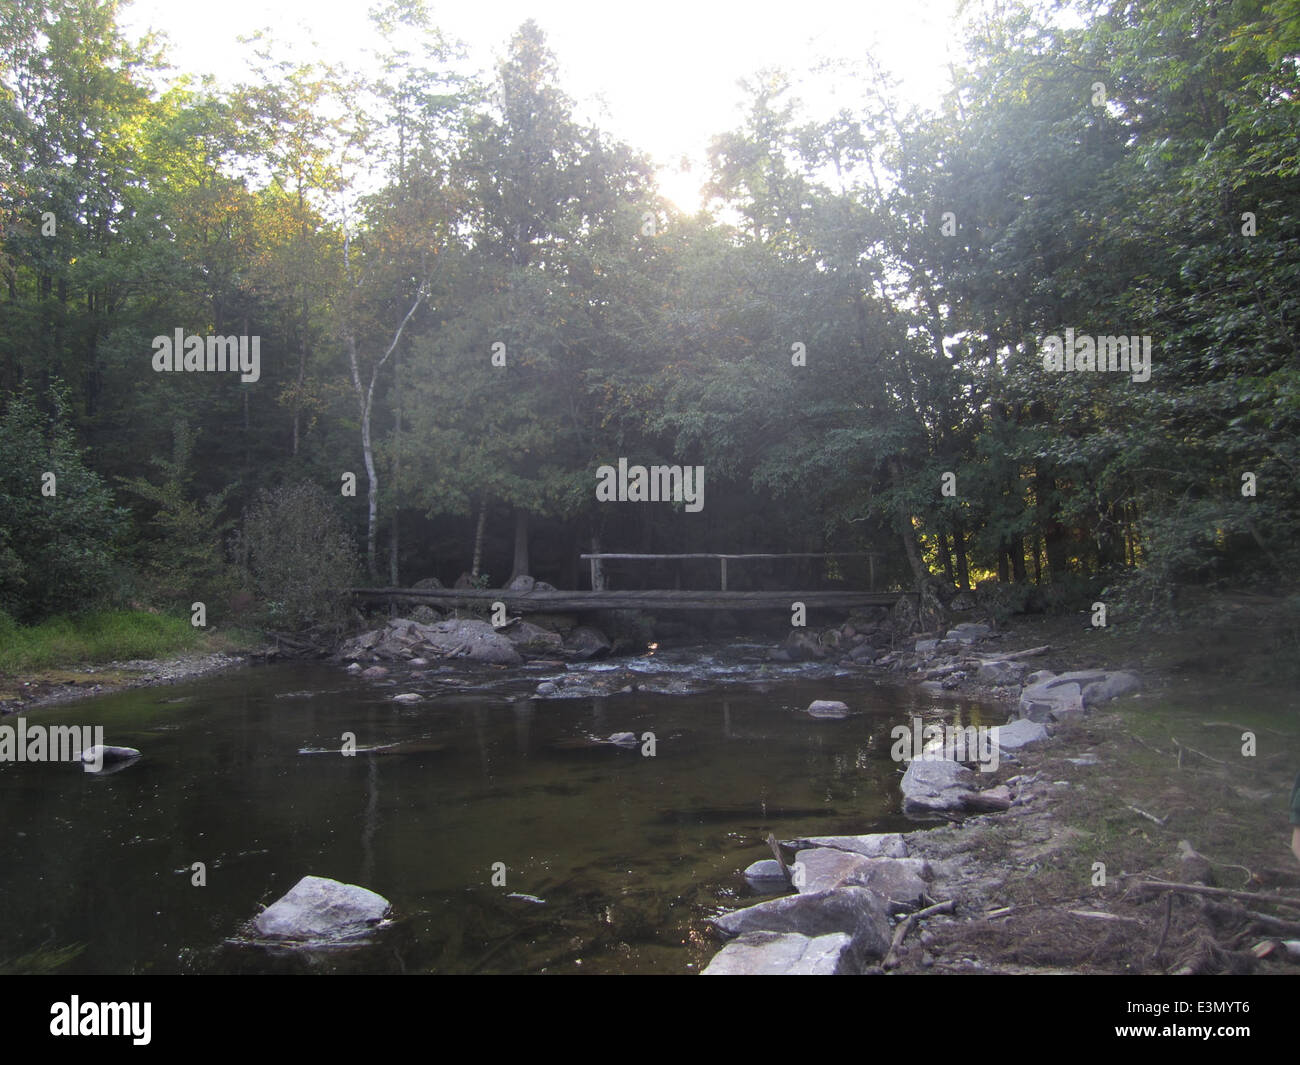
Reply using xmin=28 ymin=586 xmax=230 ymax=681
xmin=577 ymin=552 xmax=883 ymax=593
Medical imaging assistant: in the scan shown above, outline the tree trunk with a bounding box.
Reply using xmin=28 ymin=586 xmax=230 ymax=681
xmin=510 ymin=509 xmax=530 ymax=582
xmin=953 ymin=516 xmax=971 ymax=592
xmin=938 ymin=530 xmax=955 ymax=587
xmin=1011 ymin=536 xmax=1028 ymax=583
xmin=471 ymin=498 xmax=487 ymax=579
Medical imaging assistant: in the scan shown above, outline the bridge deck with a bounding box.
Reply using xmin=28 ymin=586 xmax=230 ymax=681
xmin=352 ymin=587 xmax=911 ymax=612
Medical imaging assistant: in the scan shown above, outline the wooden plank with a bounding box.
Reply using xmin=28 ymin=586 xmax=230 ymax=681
xmin=578 ymin=552 xmax=883 ymax=560
xmin=351 ymin=587 xmax=913 ymax=612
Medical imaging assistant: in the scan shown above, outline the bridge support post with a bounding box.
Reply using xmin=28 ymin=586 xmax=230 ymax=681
xmin=720 ymin=557 xmax=727 ymax=591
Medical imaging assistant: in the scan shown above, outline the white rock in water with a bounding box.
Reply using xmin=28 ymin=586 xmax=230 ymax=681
xmin=253 ymin=875 xmax=390 ymax=941
xmin=391 ymin=692 xmax=422 ymax=703
xmin=806 ymin=700 xmax=850 ymax=719
xmin=80 ymin=745 xmax=141 ymax=772
xmin=743 ymin=859 xmax=790 ymax=882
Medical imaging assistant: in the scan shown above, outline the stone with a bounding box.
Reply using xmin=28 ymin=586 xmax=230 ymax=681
xmin=782 ymin=631 xmax=826 ymax=661
xmin=742 ymin=859 xmax=791 ymax=890
xmin=412 ymin=576 xmax=443 ymax=589
xmin=791 ymin=849 xmax=931 ymax=908
xmin=1024 ymin=669 xmax=1057 ymax=686
xmin=785 ymin=833 xmax=908 ymax=859
xmin=710 ymin=887 xmax=891 ymax=966
xmin=993 ymin=717 xmax=1049 ymax=751
xmin=345 ymin=662 xmax=362 ymax=674
xmin=702 ymin=931 xmax=855 ymax=975
xmin=500 ymin=619 xmax=565 ymax=655
xmin=507 ymin=574 xmax=536 ymax=593
xmin=806 ymin=699 xmax=850 ymax=719
xmin=964 ymin=784 xmax=1012 ymax=812
xmin=1019 ymin=679 xmax=1084 ymax=722
xmin=564 ymin=625 xmax=612 ymax=661
xmin=608 ymin=732 xmax=638 ymax=747
xmin=901 ymin=757 xmax=978 ymax=813
xmin=417 ymin=618 xmax=523 ymax=665
xmin=976 ymin=659 xmax=1029 ymax=686
xmin=849 ymin=643 xmax=877 ymax=662
xmin=360 ymin=666 xmax=388 ymax=679
xmin=1081 ymin=671 xmax=1141 ymax=706
xmin=391 ymin=693 xmax=422 ymax=704
xmin=947 ymin=622 xmax=993 ymax=640
xmin=253 ymin=875 xmax=390 ymax=941
xmin=80 ymin=745 xmax=141 ymax=772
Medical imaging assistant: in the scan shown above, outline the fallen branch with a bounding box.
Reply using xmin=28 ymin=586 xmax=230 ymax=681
xmin=883 ymin=899 xmax=955 ymax=970
xmin=1126 ymin=804 xmax=1169 ymax=826
xmin=970 ymin=644 xmax=1050 ymax=663
xmin=1152 ymin=894 xmax=1174 ymax=965
xmin=1244 ymin=910 xmax=1300 ymax=935
xmin=1170 ymin=737 xmax=1228 ymax=766
xmin=1134 ymin=879 xmax=1300 ymax=913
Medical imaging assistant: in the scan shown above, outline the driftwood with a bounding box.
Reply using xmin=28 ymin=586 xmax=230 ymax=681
xmin=883 ymin=899 xmax=955 ymax=970
xmin=1134 ymin=879 xmax=1300 ymax=913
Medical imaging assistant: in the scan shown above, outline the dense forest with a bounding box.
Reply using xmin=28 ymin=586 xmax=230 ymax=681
xmin=3 ymin=0 xmax=1299 ymax=635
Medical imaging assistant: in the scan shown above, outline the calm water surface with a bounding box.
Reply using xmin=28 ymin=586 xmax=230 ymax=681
xmin=0 ymin=647 xmax=999 ymax=974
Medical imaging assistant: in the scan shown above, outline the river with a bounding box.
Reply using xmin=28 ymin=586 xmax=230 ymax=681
xmin=0 ymin=646 xmax=999 ymax=974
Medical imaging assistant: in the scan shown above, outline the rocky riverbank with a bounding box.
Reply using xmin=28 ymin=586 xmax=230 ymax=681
xmin=701 ymin=611 xmax=1300 ymax=976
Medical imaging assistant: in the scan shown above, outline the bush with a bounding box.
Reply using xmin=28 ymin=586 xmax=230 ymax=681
xmin=0 ymin=388 xmax=126 ymax=621
xmin=245 ymin=482 xmax=360 ymax=634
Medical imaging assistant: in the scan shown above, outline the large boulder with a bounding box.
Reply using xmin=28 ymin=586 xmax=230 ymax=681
xmin=1018 ymin=679 xmax=1085 ymax=722
xmin=791 ymin=849 xmax=931 ymax=908
xmin=412 ymin=576 xmax=443 ymax=590
xmin=414 ymin=618 xmax=523 ymax=665
xmin=702 ymin=931 xmax=855 ymax=975
xmin=710 ymin=887 xmax=892 ymax=968
xmin=564 ymin=626 xmax=612 ymax=661
xmin=901 ymin=757 xmax=978 ymax=813
xmin=1019 ymin=670 xmax=1140 ymax=719
xmin=500 ymin=619 xmax=564 ymax=655
xmin=252 ymin=875 xmax=390 ymax=942
xmin=507 ymin=574 xmax=536 ymax=593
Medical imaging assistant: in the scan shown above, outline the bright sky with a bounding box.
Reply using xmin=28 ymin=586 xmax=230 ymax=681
xmin=120 ymin=0 xmax=966 ymax=211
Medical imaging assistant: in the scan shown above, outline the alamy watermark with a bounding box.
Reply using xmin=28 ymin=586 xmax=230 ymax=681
xmin=890 ymin=717 xmax=1000 ymax=772
xmin=151 ymin=329 xmax=261 ymax=382
xmin=595 ymin=458 xmax=704 ymax=512
xmin=0 ymin=720 xmax=105 ymax=771
xmin=1040 ymin=328 xmax=1151 ymax=383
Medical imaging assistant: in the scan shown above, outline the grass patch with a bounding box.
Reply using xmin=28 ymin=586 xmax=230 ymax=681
xmin=0 ymin=609 xmax=204 ymax=674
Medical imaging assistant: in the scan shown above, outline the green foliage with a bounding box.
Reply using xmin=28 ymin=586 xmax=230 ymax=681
xmin=0 ymin=389 xmax=126 ymax=621
xmin=118 ymin=419 xmax=235 ymax=609
xmin=245 ymin=482 xmax=360 ymax=633
xmin=0 ymin=608 xmax=200 ymax=673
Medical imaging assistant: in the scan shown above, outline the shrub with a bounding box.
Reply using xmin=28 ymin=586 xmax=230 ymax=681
xmin=245 ymin=482 xmax=360 ymax=634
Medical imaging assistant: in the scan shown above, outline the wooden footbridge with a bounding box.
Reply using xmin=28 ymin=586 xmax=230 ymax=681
xmin=353 ymin=552 xmax=914 ymax=614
